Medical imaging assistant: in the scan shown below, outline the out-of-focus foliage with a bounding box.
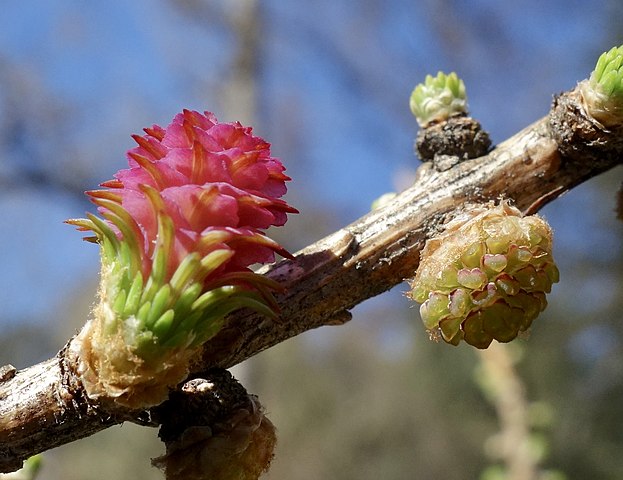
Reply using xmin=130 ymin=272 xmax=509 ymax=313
xmin=0 ymin=454 xmax=42 ymax=480
xmin=0 ymin=1 xmax=622 ymax=479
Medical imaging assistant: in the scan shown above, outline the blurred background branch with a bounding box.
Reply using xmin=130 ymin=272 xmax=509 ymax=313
xmin=476 ymin=343 xmax=565 ymax=480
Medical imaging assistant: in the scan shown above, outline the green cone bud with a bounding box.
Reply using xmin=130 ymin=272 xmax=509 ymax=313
xmin=410 ymin=71 xmax=467 ymax=127
xmin=580 ymin=45 xmax=623 ymax=126
xmin=408 ymin=201 xmax=559 ymax=349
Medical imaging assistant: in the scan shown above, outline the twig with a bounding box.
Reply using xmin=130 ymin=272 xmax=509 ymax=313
xmin=1 ymin=88 xmax=621 ymax=472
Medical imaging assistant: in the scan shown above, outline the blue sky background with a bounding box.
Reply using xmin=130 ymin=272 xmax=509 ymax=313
xmin=1 ymin=3 xmax=623 ymax=479
xmin=0 ymin=0 xmax=621 ymax=365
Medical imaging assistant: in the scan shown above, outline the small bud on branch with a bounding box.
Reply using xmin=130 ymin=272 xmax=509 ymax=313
xmin=580 ymin=45 xmax=623 ymax=127
xmin=410 ymin=71 xmax=467 ymax=128
xmin=411 ymin=71 xmax=490 ymax=166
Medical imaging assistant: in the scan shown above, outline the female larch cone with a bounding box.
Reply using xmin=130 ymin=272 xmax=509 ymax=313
xmin=67 ymin=110 xmax=297 ymax=407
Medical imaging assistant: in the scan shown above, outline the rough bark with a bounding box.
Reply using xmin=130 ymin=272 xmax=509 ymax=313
xmin=1 ymin=88 xmax=622 ymax=472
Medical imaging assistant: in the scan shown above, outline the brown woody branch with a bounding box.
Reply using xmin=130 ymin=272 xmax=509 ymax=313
xmin=1 ymin=88 xmax=621 ymax=472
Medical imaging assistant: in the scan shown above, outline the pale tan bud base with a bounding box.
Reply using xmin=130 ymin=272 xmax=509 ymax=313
xmin=70 ymin=312 xmax=195 ymax=409
xmin=578 ymin=79 xmax=623 ymax=128
xmin=66 ymin=261 xmax=201 ymax=409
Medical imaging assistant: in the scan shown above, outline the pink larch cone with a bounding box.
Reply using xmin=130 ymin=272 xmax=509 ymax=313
xmin=67 ymin=110 xmax=297 ymax=407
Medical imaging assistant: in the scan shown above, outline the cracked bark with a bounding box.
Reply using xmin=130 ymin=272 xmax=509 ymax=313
xmin=1 ymin=88 xmax=622 ymax=472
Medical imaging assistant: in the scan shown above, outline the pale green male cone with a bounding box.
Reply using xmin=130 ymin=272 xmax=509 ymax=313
xmin=408 ymin=201 xmax=559 ymax=349
xmin=410 ymin=71 xmax=467 ymax=127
